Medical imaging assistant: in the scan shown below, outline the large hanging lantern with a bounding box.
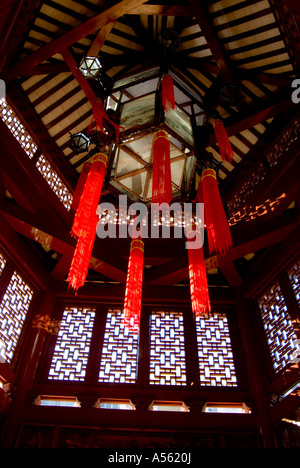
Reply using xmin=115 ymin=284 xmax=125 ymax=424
xmin=152 ymin=130 xmax=173 ymax=205
xmin=123 ymin=238 xmax=144 ymax=334
xmin=187 ymin=224 xmax=211 ymax=318
xmin=161 ymin=73 xmax=175 ymax=113
xmin=67 ymin=215 xmax=98 ymax=293
xmin=201 ymin=168 xmax=232 ymax=256
xmin=213 ymin=119 xmax=234 ymax=163
xmin=71 ymin=152 xmax=108 ymax=239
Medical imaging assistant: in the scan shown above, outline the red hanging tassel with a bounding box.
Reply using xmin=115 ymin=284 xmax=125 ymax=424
xmin=123 ymin=238 xmax=144 ymax=334
xmin=161 ymin=74 xmax=175 ymax=113
xmin=71 ymin=153 xmax=108 ymax=239
xmin=92 ymin=99 xmax=124 ymax=141
xmin=213 ymin=119 xmax=234 ymax=163
xmin=187 ymin=224 xmax=211 ymax=318
xmin=201 ymin=168 xmax=232 ymax=256
xmin=67 ymin=215 xmax=98 ymax=293
xmin=71 ymin=161 xmax=91 ymax=212
xmin=152 ymin=130 xmax=173 ymax=205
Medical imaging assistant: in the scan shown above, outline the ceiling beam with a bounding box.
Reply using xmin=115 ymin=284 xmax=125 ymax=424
xmin=0 ymin=200 xmax=128 ymax=284
xmin=87 ymin=21 xmax=116 ymax=57
xmin=282 ymin=0 xmax=300 ymax=13
xmin=4 ymin=0 xmax=149 ymax=82
xmin=130 ymin=4 xmax=193 ymax=16
xmin=187 ymin=0 xmax=235 ymax=84
xmin=145 ymin=212 xmax=299 ymax=285
xmin=0 ymin=213 xmax=54 ymax=291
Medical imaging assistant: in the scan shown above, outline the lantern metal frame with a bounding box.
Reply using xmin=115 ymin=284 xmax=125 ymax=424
xmin=79 ymin=56 xmax=102 ymax=79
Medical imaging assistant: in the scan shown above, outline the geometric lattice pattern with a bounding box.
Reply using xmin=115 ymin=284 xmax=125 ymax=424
xmin=0 ymin=99 xmax=73 ymax=211
xmin=149 ymin=311 xmax=187 ymax=386
xmin=0 ymin=251 xmax=6 ymax=276
xmin=48 ymin=306 xmax=96 ymax=382
xmin=0 ymin=98 xmax=37 ymax=159
xmin=288 ymin=257 xmax=300 ymax=307
xmin=98 ymin=309 xmax=139 ymax=384
xmin=36 ymin=154 xmax=73 ymax=211
xmin=258 ymin=281 xmax=299 ymax=373
xmin=0 ymin=271 xmax=34 ymax=363
xmin=195 ymin=313 xmax=237 ymax=387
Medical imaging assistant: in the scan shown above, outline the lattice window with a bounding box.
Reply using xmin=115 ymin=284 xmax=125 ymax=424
xmin=48 ymin=306 xmax=96 ymax=382
xmin=149 ymin=311 xmax=187 ymax=386
xmin=196 ymin=313 xmax=237 ymax=387
xmin=0 ymin=271 xmax=34 ymax=363
xmin=0 ymin=251 xmax=6 ymax=276
xmin=287 ymin=258 xmax=300 ymax=307
xmin=36 ymin=154 xmax=73 ymax=211
xmin=0 ymin=99 xmax=73 ymax=211
xmin=0 ymin=98 xmax=37 ymax=159
xmin=258 ymin=281 xmax=299 ymax=373
xmin=98 ymin=309 xmax=139 ymax=384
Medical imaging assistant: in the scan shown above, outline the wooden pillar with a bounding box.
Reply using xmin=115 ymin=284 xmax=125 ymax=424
xmin=1 ymin=288 xmax=56 ymax=448
xmin=136 ymin=306 xmax=150 ymax=387
xmin=235 ymin=291 xmax=277 ymax=448
xmin=183 ymin=306 xmax=200 ymax=388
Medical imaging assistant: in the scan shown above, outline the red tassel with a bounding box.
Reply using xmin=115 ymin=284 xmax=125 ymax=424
xmin=123 ymin=238 xmax=144 ymax=333
xmin=161 ymin=74 xmax=175 ymax=112
xmin=71 ymin=153 xmax=108 ymax=239
xmin=67 ymin=215 xmax=98 ymax=293
xmin=152 ymin=130 xmax=173 ymax=205
xmin=201 ymin=168 xmax=232 ymax=255
xmin=187 ymin=224 xmax=211 ymax=318
xmin=213 ymin=119 xmax=234 ymax=163
xmin=71 ymin=161 xmax=91 ymax=212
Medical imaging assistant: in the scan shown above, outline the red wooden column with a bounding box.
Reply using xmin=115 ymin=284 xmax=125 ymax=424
xmin=1 ymin=289 xmax=57 ymax=448
xmin=235 ymin=291 xmax=277 ymax=448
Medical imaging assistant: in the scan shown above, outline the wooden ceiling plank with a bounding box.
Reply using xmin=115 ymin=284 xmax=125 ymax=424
xmin=4 ymin=0 xmax=150 ymax=81
xmin=187 ymin=0 xmax=236 ymax=84
xmin=130 ymin=4 xmax=192 ymax=16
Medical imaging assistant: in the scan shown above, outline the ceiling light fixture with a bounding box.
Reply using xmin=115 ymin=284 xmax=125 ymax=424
xmin=79 ymin=56 xmax=102 ymax=79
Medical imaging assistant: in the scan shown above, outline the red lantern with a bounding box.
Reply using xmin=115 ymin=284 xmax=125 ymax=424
xmin=71 ymin=153 xmax=108 ymax=239
xmin=67 ymin=215 xmax=98 ymax=293
xmin=123 ymin=238 xmax=144 ymax=333
xmin=187 ymin=224 xmax=211 ymax=318
xmin=71 ymin=161 xmax=91 ymax=212
xmin=152 ymin=130 xmax=173 ymax=205
xmin=161 ymin=73 xmax=175 ymax=113
xmin=201 ymin=168 xmax=232 ymax=256
xmin=213 ymin=119 xmax=234 ymax=163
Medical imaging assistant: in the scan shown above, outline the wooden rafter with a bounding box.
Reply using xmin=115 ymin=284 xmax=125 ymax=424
xmin=187 ymin=0 xmax=235 ymax=84
xmin=4 ymin=0 xmax=149 ymax=81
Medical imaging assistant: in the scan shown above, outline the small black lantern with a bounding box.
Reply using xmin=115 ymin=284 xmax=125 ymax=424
xmin=69 ymin=132 xmax=90 ymax=153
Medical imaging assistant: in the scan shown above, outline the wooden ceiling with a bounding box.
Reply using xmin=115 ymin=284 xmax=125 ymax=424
xmin=0 ymin=0 xmax=299 ymax=296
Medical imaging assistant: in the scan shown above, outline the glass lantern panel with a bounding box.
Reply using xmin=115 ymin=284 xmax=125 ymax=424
xmin=165 ymin=105 xmax=194 ymax=146
xmin=119 ymin=170 xmax=148 ymax=199
xmin=116 ymin=148 xmax=145 ymax=177
xmin=113 ymin=67 xmax=160 ymax=90
xmin=171 ymin=159 xmax=185 ymax=187
xmin=120 ymin=93 xmax=156 ymax=129
xmin=124 ymin=134 xmax=154 ymax=163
